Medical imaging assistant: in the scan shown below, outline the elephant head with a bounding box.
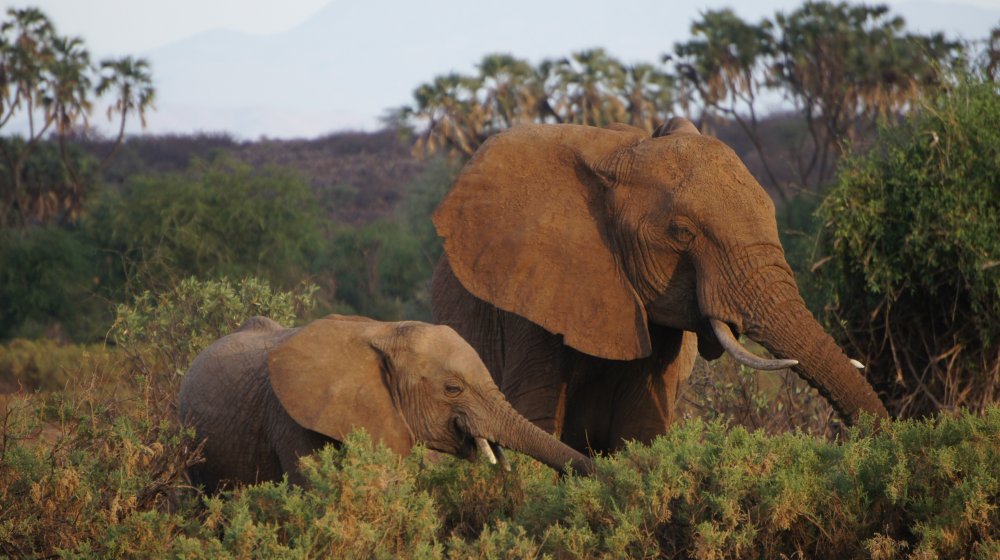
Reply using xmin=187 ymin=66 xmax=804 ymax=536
xmin=432 ymin=120 xmax=888 ymax=424
xmin=267 ymin=315 xmax=593 ymax=473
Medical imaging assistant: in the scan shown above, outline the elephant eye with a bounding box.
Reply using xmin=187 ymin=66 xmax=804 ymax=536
xmin=444 ymin=382 xmax=463 ymax=397
xmin=668 ymin=221 xmax=696 ymax=249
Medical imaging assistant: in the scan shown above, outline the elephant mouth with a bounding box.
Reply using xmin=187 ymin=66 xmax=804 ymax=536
xmin=450 ymin=417 xmax=511 ymax=471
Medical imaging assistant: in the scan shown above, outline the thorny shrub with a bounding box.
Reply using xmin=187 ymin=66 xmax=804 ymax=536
xmin=679 ymin=355 xmax=841 ymax=439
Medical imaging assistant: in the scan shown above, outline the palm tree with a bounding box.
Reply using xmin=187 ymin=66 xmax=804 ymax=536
xmin=0 ymin=8 xmax=157 ymax=227
xmin=478 ymin=54 xmax=538 ymax=130
xmin=619 ymin=62 xmax=674 ymax=132
xmin=95 ymin=56 xmax=155 ymax=168
xmin=412 ymin=73 xmax=486 ymax=158
xmin=0 ymin=8 xmax=66 ymax=226
xmin=558 ymin=49 xmax=627 ymax=126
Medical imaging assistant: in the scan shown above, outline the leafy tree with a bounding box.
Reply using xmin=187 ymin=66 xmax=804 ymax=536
xmin=0 ymin=7 xmax=154 ymax=228
xmin=112 ymin=276 xmax=317 ymax=376
xmin=0 ymin=137 xmax=98 ymax=226
xmin=986 ymin=24 xmax=1000 ymax=82
xmin=318 ymin=157 xmax=457 ymax=320
xmin=88 ymin=156 xmax=322 ymax=294
xmin=673 ymin=3 xmax=961 ymax=198
xmin=814 ymin=73 xmax=1000 ymax=417
xmin=771 ymin=2 xmax=960 ymax=188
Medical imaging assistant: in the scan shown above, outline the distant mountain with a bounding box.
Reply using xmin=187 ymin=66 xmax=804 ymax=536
xmin=138 ymin=0 xmax=1000 ymax=139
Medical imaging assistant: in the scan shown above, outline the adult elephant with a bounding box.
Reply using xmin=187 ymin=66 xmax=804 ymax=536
xmin=431 ymin=118 xmax=888 ymax=454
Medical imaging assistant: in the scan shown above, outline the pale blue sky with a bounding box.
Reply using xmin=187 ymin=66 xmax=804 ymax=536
xmin=8 ymin=0 xmax=1000 ymax=138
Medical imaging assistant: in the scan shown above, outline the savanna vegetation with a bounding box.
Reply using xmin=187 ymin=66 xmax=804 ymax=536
xmin=1 ymin=2 xmax=998 ymax=557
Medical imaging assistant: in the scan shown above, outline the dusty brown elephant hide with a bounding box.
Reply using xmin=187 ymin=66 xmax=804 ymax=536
xmin=178 ymin=315 xmax=593 ymax=492
xmin=431 ymin=119 xmax=888 ymax=454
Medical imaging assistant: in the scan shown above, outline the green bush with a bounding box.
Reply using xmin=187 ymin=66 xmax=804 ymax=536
xmin=0 ymin=226 xmax=105 ymax=341
xmin=174 ymin=434 xmax=444 ymax=559
xmin=318 ymin=157 xmax=456 ymax=321
xmin=815 ymin=74 xmax=1000 ymax=417
xmin=111 ymin=276 xmax=317 ymax=377
xmin=88 ymin=156 xmax=323 ymax=294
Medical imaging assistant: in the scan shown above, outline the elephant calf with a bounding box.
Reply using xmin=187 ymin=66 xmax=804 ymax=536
xmin=179 ymin=314 xmax=592 ymax=492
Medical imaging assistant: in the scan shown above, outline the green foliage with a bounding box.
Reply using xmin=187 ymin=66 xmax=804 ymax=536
xmin=176 ymin=434 xmax=444 ymax=559
xmin=319 ymin=157 xmax=456 ymax=320
xmin=111 ymin=276 xmax=317 ymax=376
xmin=447 ymin=411 xmax=999 ymax=559
xmin=0 ymin=225 xmax=104 ymax=341
xmin=0 ymin=138 xmax=100 ymax=226
xmin=816 ymin=75 xmax=1000 ymax=416
xmin=89 ymin=156 xmax=323 ymax=293
xmin=400 ymin=49 xmax=674 ymax=157
xmin=673 ymin=3 xmax=960 ymax=194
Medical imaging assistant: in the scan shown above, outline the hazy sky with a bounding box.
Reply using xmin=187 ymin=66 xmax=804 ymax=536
xmin=9 ymin=0 xmax=1000 ymax=138
xmin=13 ymin=0 xmax=332 ymax=55
xmin=23 ymin=0 xmax=1000 ymax=55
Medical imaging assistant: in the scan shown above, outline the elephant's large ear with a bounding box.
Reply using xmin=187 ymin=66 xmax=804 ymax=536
xmin=434 ymin=123 xmax=652 ymax=360
xmin=267 ymin=315 xmax=415 ymax=454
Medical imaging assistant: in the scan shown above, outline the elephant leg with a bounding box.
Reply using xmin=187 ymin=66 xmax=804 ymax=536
xmin=562 ymin=328 xmax=696 ymax=453
xmin=274 ymin=429 xmax=337 ymax=486
xmin=608 ymin=330 xmax=697 ymax=447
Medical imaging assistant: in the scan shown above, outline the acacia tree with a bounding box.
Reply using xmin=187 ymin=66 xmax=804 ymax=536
xmin=672 ymin=3 xmax=960 ymax=196
xmin=0 ymin=7 xmax=155 ymax=228
xmin=771 ymin=2 xmax=959 ymax=188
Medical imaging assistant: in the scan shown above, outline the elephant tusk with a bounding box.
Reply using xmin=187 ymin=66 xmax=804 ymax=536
xmin=710 ymin=318 xmax=799 ymax=371
xmin=850 ymin=358 xmax=865 ymax=370
xmin=491 ymin=442 xmax=511 ymax=472
xmin=475 ymin=437 xmax=497 ymax=464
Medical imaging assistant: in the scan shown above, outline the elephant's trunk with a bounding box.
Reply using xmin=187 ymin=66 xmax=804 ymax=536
xmin=742 ymin=284 xmax=889 ymax=424
xmin=481 ymin=394 xmax=595 ymax=475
